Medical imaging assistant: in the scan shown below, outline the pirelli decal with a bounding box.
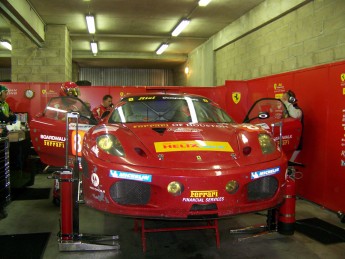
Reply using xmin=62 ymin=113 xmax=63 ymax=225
xmin=154 ymin=140 xmax=233 ymax=152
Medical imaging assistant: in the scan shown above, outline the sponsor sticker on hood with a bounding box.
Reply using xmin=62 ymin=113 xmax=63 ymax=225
xmin=154 ymin=140 xmax=233 ymax=152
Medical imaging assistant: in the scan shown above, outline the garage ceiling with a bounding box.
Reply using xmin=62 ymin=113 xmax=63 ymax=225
xmin=0 ymin=0 xmax=264 ymax=69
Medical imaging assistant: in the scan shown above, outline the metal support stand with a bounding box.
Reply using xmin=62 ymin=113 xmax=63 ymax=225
xmin=134 ymin=218 xmax=220 ymax=252
xmin=229 ymin=209 xmax=278 ymax=241
xmin=49 ymin=112 xmax=120 ymax=251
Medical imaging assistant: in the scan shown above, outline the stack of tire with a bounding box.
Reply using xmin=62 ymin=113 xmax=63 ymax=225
xmin=0 ymin=136 xmax=10 ymax=219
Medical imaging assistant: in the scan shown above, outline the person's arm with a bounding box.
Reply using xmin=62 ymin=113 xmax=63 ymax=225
xmin=8 ymin=107 xmax=16 ymax=122
xmin=0 ymin=110 xmax=9 ymax=123
xmin=0 ymin=108 xmax=16 ymax=123
xmin=284 ymin=101 xmax=302 ymax=119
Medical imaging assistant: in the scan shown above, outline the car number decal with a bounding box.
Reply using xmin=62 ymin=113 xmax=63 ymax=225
xmin=71 ymin=130 xmax=86 ymax=156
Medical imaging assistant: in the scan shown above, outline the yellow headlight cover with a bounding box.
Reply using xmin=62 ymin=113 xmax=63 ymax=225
xmin=97 ymin=136 xmax=114 ymax=150
xmin=258 ymin=133 xmax=276 ymax=154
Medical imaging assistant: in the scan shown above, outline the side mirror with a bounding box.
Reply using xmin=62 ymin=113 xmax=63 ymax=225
xmin=258 ymin=111 xmax=270 ymax=119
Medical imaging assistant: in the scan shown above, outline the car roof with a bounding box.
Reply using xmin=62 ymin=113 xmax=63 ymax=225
xmin=121 ymin=92 xmax=208 ymax=100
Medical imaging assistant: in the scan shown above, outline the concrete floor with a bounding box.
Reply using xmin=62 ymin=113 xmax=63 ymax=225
xmin=1 ymin=173 xmax=345 ymax=259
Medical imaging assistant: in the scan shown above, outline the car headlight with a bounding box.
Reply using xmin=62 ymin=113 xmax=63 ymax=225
xmin=225 ymin=180 xmax=239 ymax=194
xmin=167 ymin=181 xmax=184 ymax=196
xmin=258 ymin=133 xmax=276 ymax=154
xmin=96 ymin=134 xmax=125 ymax=156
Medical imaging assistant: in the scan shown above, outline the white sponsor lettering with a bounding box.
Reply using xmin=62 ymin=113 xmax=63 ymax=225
xmin=40 ymin=134 xmax=66 ymax=141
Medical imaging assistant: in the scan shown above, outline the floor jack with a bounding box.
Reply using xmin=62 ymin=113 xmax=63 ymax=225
xmin=47 ymin=112 xmax=120 ymax=251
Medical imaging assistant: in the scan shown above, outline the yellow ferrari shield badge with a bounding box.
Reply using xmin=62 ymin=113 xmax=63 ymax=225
xmin=232 ymin=92 xmax=241 ymax=104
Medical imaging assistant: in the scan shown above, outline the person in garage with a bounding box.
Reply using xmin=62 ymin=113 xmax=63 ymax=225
xmin=281 ymin=90 xmax=304 ymax=162
xmin=92 ymin=94 xmax=113 ymax=121
xmin=0 ymin=85 xmax=16 ymax=124
xmin=281 ymin=90 xmax=302 ymax=120
xmin=60 ymin=81 xmax=80 ymax=97
xmin=0 ymin=85 xmax=16 ymax=219
xmin=52 ymin=81 xmax=91 ymax=120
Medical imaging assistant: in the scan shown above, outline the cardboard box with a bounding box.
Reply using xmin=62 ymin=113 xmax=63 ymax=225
xmin=8 ymin=130 xmax=26 ymax=142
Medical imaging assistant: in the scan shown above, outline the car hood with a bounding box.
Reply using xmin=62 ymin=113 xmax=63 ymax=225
xmin=127 ymin=122 xmax=279 ymax=168
xmin=84 ymin=122 xmax=281 ymax=170
xmin=128 ymin=123 xmax=239 ymax=159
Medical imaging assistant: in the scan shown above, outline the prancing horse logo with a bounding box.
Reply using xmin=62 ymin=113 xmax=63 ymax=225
xmin=232 ymin=92 xmax=241 ymax=104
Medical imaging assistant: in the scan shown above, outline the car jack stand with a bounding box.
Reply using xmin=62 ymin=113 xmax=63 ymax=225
xmin=229 ymin=209 xmax=278 ymax=241
xmin=56 ymin=168 xmax=120 ymax=251
xmin=57 ymin=112 xmax=120 ymax=251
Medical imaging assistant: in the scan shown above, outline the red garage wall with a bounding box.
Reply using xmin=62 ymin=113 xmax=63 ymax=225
xmin=2 ymin=61 xmax=345 ymax=214
xmin=224 ymin=61 xmax=345 ymax=214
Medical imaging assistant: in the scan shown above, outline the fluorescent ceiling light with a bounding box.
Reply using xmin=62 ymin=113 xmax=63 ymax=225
xmin=198 ymin=0 xmax=212 ymax=6
xmin=0 ymin=40 xmax=12 ymax=50
xmin=171 ymin=19 xmax=190 ymax=37
xmin=156 ymin=43 xmax=169 ymax=55
xmin=90 ymin=42 xmax=98 ymax=55
xmin=86 ymin=15 xmax=96 ymax=34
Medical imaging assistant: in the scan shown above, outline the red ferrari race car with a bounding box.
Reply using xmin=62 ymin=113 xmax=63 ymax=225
xmin=30 ymin=93 xmax=301 ymax=219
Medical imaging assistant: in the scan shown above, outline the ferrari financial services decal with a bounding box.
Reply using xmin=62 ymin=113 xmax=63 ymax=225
xmin=109 ymin=170 xmax=152 ymax=182
xmin=183 ymin=190 xmax=224 ymax=203
xmin=251 ymin=167 xmax=280 ymax=180
xmin=154 ymin=141 xmax=233 ymax=152
xmin=232 ymin=92 xmax=241 ymax=104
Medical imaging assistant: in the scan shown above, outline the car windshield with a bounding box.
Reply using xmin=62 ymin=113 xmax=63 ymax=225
xmin=109 ymin=95 xmax=234 ymax=123
xmin=243 ymin=98 xmax=287 ymax=123
xmin=43 ymin=96 xmax=93 ymax=121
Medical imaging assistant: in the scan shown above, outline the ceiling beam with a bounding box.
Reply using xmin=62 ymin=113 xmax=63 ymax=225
xmin=70 ymin=33 xmax=208 ymax=41
xmin=0 ymin=0 xmax=45 ymax=47
xmin=73 ymin=51 xmax=188 ymax=61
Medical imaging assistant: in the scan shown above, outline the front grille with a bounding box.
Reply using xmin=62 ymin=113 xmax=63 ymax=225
xmin=190 ymin=203 xmax=218 ymax=211
xmin=247 ymin=176 xmax=278 ymax=201
xmin=110 ymin=180 xmax=151 ymax=205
